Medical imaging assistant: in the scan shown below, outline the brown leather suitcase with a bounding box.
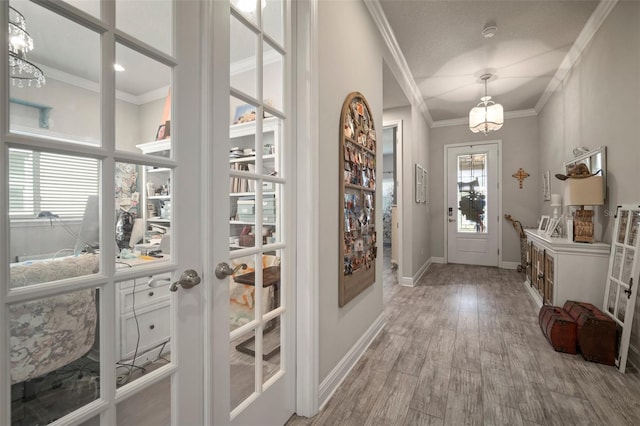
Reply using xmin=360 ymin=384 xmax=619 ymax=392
xmin=563 ymin=300 xmax=617 ymax=365
xmin=538 ymin=305 xmax=577 ymax=354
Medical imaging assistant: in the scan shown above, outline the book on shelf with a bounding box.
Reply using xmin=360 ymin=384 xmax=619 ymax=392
xmin=230 ymin=163 xmax=256 ymax=193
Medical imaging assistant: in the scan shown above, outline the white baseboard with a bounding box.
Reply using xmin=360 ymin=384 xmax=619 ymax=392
xmin=523 ymin=279 xmax=542 ymax=309
xmin=430 ymin=256 xmax=445 ymax=264
xmin=500 ymin=261 xmax=521 ymax=270
xmin=401 ymin=276 xmax=414 ymax=287
xmin=318 ymin=313 xmax=385 ymax=410
xmin=400 ymin=257 xmax=434 ymax=287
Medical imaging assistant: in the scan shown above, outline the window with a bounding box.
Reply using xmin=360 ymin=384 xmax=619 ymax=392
xmin=9 ymin=148 xmax=99 ymax=218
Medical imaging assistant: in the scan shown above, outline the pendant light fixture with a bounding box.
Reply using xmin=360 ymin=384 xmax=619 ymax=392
xmin=8 ymin=6 xmax=46 ymax=88
xmin=469 ymin=74 xmax=502 ymax=134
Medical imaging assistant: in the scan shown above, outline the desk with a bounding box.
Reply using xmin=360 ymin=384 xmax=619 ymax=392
xmin=233 ymin=266 xmax=280 ymax=360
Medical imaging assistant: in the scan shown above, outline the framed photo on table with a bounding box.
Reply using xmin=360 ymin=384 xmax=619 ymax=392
xmin=538 ymin=215 xmax=550 ymax=232
xmin=545 ymin=217 xmax=558 ymax=236
xmin=545 ymin=217 xmax=562 ymax=237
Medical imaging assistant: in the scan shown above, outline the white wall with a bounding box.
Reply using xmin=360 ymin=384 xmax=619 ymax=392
xmin=430 ymin=116 xmax=539 ymax=264
xmin=318 ymin=0 xmax=384 ymax=382
xmin=536 ymin=1 xmax=640 ymax=364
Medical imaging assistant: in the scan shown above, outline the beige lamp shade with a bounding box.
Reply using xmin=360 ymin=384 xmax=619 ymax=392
xmin=564 ymin=176 xmax=604 ymax=206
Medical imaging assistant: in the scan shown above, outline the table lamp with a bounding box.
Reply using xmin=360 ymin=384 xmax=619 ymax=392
xmin=564 ymin=176 xmax=604 ymax=243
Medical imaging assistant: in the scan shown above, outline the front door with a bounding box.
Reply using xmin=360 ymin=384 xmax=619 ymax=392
xmin=206 ymin=1 xmax=295 ymax=425
xmin=446 ymin=143 xmax=499 ymax=266
xmin=2 ymin=0 xmax=204 ymax=425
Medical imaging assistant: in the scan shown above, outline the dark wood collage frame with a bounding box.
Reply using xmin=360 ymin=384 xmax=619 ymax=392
xmin=339 ymin=92 xmax=377 ymax=307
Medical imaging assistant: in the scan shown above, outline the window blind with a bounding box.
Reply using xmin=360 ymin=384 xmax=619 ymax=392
xmin=9 ymin=148 xmax=99 ymax=218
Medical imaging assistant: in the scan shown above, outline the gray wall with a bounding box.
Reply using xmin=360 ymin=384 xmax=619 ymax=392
xmin=383 ymin=106 xmax=431 ymax=280
xmin=537 ymin=1 xmax=640 ymax=364
xmin=430 ymin=116 xmax=539 ymax=264
xmin=318 ymin=0 xmax=384 ymax=382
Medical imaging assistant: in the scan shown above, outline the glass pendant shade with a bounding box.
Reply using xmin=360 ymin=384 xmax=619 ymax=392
xmin=469 ymin=96 xmax=503 ymax=134
xmin=469 ymin=74 xmax=502 ymax=134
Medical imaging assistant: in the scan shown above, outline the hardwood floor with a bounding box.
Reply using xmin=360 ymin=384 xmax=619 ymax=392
xmin=288 ymin=253 xmax=640 ymax=426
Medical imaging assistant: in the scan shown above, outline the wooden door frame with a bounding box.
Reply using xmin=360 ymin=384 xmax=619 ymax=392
xmin=443 ymin=140 xmax=503 ymax=266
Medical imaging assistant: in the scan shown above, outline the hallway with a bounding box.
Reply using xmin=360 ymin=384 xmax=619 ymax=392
xmin=289 ymin=263 xmax=640 ymax=425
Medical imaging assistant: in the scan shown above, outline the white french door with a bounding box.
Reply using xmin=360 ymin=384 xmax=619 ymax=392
xmin=205 ymin=0 xmax=295 ymax=424
xmin=2 ymin=0 xmax=204 ymax=425
xmin=446 ymin=143 xmax=500 ymax=266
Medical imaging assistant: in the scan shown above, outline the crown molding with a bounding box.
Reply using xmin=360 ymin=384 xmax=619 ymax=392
xmin=535 ymin=0 xmax=618 ymax=113
xmin=365 ymin=0 xmax=432 ymax=126
xmin=38 ymin=64 xmax=167 ymax=105
xmin=431 ymin=108 xmax=537 ymax=129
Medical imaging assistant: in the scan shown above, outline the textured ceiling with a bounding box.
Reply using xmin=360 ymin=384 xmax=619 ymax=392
xmin=380 ymin=0 xmax=600 ymax=122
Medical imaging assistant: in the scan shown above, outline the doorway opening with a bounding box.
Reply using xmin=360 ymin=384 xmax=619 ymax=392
xmin=382 ymin=121 xmax=403 ymax=293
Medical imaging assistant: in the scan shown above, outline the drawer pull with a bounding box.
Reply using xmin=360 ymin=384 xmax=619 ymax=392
xmin=149 ymin=324 xmax=155 ymax=330
xmin=149 ymin=291 xmax=154 ymax=297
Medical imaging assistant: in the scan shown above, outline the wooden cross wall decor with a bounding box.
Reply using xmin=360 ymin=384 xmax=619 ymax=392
xmin=512 ymin=168 xmax=530 ymax=189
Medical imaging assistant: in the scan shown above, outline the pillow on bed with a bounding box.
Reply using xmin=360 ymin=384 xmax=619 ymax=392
xmin=10 ymin=254 xmax=99 ymax=288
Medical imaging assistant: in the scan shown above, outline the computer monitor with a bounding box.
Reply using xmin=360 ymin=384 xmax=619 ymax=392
xmin=74 ymin=195 xmax=100 ymax=255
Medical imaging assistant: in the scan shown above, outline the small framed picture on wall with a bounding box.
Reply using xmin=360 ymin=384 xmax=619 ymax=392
xmin=543 ymin=170 xmax=551 ymax=201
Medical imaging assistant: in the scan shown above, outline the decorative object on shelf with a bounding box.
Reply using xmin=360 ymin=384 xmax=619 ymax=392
xmin=562 ymin=167 xmax=604 ymax=243
xmin=339 ymin=92 xmax=377 ymax=307
xmin=469 ymin=74 xmax=503 ymax=134
xmin=155 ymin=120 xmax=170 ymax=140
xmin=512 ymin=167 xmax=529 ymax=189
xmin=543 ymin=170 xmax=551 ymax=200
xmin=233 ymin=104 xmax=257 ymax=124
xmin=8 ymin=6 xmax=45 ymax=88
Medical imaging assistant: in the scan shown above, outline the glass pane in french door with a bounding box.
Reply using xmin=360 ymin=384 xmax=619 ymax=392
xmin=115 ymin=0 xmax=173 ymax=55
xmin=10 ymin=288 xmax=101 ymax=424
xmin=456 ymin=153 xmax=488 ymax=234
xmin=230 ymin=15 xmax=258 ymax=99
xmin=116 ymin=161 xmax=173 ymax=269
xmin=115 ymin=43 xmax=172 ymax=156
xmin=263 ymin=42 xmax=283 ymax=113
xmin=8 ymin=148 xmax=100 ymax=285
xmin=116 ymin=377 xmax=171 ymax=424
xmin=263 ymin=0 xmax=284 ymax=45
xmin=9 ymin=0 xmax=101 ymax=144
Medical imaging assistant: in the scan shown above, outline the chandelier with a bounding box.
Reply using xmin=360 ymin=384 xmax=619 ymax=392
xmin=8 ymin=6 xmax=46 ymax=88
xmin=469 ymin=74 xmax=502 ymax=134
